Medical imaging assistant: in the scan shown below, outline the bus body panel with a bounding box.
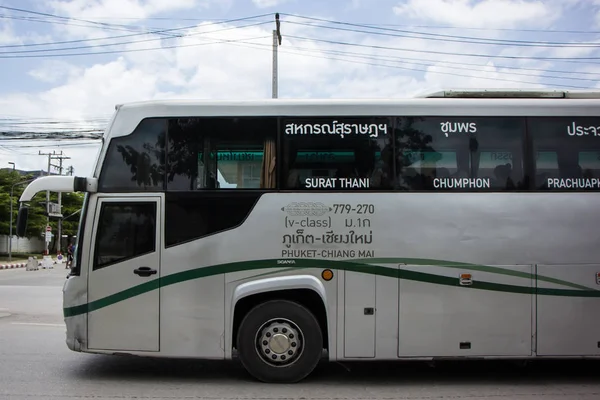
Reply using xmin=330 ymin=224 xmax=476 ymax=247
xmin=375 ymin=269 xmax=400 ymax=359
xmin=47 ymin=97 xmax=600 ymax=367
xmin=344 ymin=271 xmax=376 ymax=358
xmin=158 ymin=233 xmax=227 ymax=359
xmin=63 ymin=192 xmax=96 ymax=353
xmin=237 ymin=191 xmax=597 ymax=360
xmin=398 ymin=264 xmax=533 ymax=358
xmin=63 ymin=191 xmax=600 ymax=360
xmin=62 ymin=275 xmax=87 ymax=352
xmin=536 ymin=264 xmax=600 ymax=356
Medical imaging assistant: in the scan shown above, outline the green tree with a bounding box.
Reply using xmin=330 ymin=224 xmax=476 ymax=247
xmin=0 ymin=170 xmax=84 ymax=247
xmin=0 ymin=169 xmax=34 ymax=236
xmin=52 ymin=191 xmax=84 ymax=252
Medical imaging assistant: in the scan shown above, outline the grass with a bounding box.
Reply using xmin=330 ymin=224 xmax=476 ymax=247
xmin=0 ymin=253 xmax=44 ymax=262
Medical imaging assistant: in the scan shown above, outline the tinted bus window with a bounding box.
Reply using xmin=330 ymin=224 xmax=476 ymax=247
xmin=529 ymin=118 xmax=600 ymax=191
xmin=93 ymin=202 xmax=156 ymax=270
xmin=166 ymin=117 xmax=277 ymax=190
xmin=98 ymin=118 xmax=166 ymax=192
xmin=394 ymin=116 xmax=527 ymax=191
xmin=281 ymin=117 xmax=393 ymax=190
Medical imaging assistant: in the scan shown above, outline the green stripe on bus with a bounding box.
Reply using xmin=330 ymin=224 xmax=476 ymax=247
xmin=352 ymin=258 xmax=594 ymax=291
xmin=63 ymin=259 xmax=600 ymax=318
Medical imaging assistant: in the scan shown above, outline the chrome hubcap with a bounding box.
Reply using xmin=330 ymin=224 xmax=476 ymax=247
xmin=256 ymin=318 xmax=303 ymax=366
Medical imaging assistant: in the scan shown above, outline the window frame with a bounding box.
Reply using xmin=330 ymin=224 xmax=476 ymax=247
xmin=96 ymin=114 xmax=600 ymax=194
xmin=528 ymin=116 xmax=600 ymax=192
xmin=278 ymin=116 xmax=395 ymax=192
xmin=92 ymin=200 xmax=157 ymax=271
xmin=165 ymin=116 xmax=279 ymax=192
xmin=98 ymin=118 xmax=167 ymax=193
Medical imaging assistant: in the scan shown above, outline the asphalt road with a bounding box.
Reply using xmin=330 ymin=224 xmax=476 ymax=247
xmin=1 ymin=265 xmax=599 ymax=399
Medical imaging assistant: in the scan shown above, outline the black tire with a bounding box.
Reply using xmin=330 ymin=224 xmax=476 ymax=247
xmin=236 ymin=299 xmax=323 ymax=383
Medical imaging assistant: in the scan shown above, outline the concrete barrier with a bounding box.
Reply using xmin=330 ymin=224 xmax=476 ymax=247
xmin=0 ymin=262 xmax=27 ymax=270
xmin=41 ymin=255 xmax=54 ymax=269
xmin=1 ymin=255 xmax=60 ymax=271
xmin=26 ymin=257 xmax=39 ymax=271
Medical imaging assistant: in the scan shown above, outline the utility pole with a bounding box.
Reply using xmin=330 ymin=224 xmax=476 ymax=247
xmin=50 ymin=153 xmax=70 ymax=253
xmin=7 ymin=162 xmax=15 ymax=261
xmin=272 ymin=13 xmax=282 ymax=99
xmin=38 ymin=150 xmax=69 ymax=254
xmin=39 ymin=151 xmax=55 ymax=255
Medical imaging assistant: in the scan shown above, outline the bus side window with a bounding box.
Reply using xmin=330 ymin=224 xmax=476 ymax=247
xmin=166 ymin=117 xmax=277 ymax=191
xmin=281 ymin=117 xmax=394 ymax=190
xmin=394 ymin=117 xmax=526 ymax=191
xmin=529 ymin=118 xmax=600 ymax=191
xmin=98 ymin=118 xmax=167 ymax=192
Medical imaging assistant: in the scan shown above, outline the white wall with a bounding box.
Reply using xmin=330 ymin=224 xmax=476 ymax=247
xmin=0 ymin=235 xmax=46 ymax=254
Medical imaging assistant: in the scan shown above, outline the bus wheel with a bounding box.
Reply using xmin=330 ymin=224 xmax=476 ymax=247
xmin=236 ymin=299 xmax=323 ymax=383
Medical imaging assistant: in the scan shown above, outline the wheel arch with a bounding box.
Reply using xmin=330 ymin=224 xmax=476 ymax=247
xmin=230 ymin=275 xmax=330 ymax=351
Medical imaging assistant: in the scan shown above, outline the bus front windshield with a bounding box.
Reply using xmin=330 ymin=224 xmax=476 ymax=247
xmin=69 ymin=193 xmax=88 ymax=276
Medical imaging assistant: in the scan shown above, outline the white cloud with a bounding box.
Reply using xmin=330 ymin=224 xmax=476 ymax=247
xmin=252 ymin=0 xmax=290 ymax=8
xmin=0 ymin=19 xmax=22 ymax=45
xmin=45 ymin=0 xmax=220 ymax=40
xmin=393 ymin=0 xmax=556 ymax=28
xmin=594 ymin=0 xmax=600 ymax=28
xmin=348 ymin=0 xmax=366 ymax=9
xmin=424 ymin=60 xmax=542 ymax=89
xmin=39 ymin=57 xmax=160 ymax=118
xmin=49 ymin=0 xmax=200 ymax=20
xmin=0 ymin=141 xmax=101 ymax=177
xmin=28 ymin=60 xmax=84 ymax=83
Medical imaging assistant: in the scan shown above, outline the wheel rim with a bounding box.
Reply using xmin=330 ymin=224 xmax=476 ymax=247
xmin=255 ymin=318 xmax=304 ymax=367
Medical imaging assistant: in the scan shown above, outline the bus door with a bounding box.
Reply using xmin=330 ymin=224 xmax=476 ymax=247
xmin=87 ymin=196 xmax=162 ymax=352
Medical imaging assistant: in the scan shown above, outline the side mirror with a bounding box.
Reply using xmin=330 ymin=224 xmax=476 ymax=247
xmin=16 ymin=206 xmax=28 ymax=237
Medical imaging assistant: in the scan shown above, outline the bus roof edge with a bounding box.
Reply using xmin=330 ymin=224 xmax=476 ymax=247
xmin=414 ymin=88 xmax=600 ymax=99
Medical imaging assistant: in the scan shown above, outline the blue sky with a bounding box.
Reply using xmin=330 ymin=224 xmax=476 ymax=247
xmin=1 ymin=0 xmax=600 ymax=176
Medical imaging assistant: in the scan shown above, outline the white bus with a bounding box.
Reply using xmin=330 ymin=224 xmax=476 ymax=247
xmin=16 ymin=89 xmax=600 ymax=383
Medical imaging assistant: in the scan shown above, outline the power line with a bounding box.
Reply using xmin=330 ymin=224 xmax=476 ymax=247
xmin=3 ymin=16 xmax=598 ymax=69
xmin=0 ymin=32 xmax=270 ymax=58
xmin=0 ymin=119 xmax=109 ymax=124
xmin=0 ymin=13 xmax=190 ymax=39
xmin=9 ymin=31 xmax=585 ymax=89
xmin=342 ymin=24 xmax=600 ymax=35
xmin=0 ymin=128 xmax=105 ymax=134
xmin=284 ymin=20 xmax=600 ymax=48
xmin=11 ymin=12 xmax=600 ymax=34
xmin=7 ymin=10 xmax=599 ymax=53
xmin=280 ymin=13 xmax=600 ymax=47
xmin=275 ymin=44 xmax=600 ymax=78
xmin=281 ymin=45 xmax=600 ymax=85
xmin=0 ymin=20 xmax=272 ymax=55
xmin=1 ymin=9 xmax=598 ymax=91
xmin=199 ymin=37 xmax=593 ymax=89
xmin=0 ymin=131 xmax=103 ymax=140
xmin=0 ymin=5 xmax=185 ymax=39
xmin=0 ymin=38 xmax=594 ymax=89
xmin=81 ymin=16 xmax=240 ymax=22
xmin=5 ymin=9 xmax=599 ymax=54
xmin=284 ymin=34 xmax=600 ymax=62
xmin=0 ymin=141 xmax=101 ymax=147
xmin=0 ymin=14 xmax=187 ymax=47
xmin=2 ymin=9 xmax=599 ymax=67
xmin=0 ymin=13 xmax=274 ymax=49
xmin=0 ymin=113 xmax=111 ymax=119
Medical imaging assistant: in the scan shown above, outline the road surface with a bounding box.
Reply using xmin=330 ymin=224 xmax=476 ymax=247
xmin=1 ymin=265 xmax=599 ymax=399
